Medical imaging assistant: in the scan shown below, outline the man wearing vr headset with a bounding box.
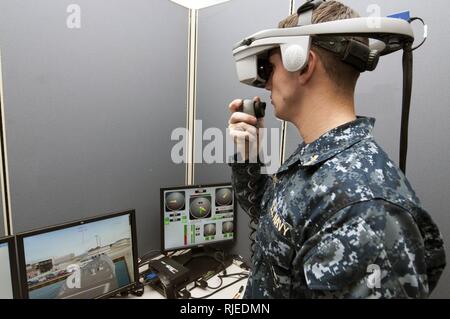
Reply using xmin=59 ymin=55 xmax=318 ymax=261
xmin=229 ymin=1 xmax=445 ymax=298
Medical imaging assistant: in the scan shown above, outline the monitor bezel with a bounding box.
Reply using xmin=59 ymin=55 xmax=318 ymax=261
xmin=160 ymin=182 xmax=237 ymax=253
xmin=0 ymin=235 xmax=21 ymax=299
xmin=15 ymin=209 xmax=139 ymax=299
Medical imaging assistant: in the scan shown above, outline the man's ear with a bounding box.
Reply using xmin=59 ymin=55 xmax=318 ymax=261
xmin=299 ymin=50 xmax=317 ymax=85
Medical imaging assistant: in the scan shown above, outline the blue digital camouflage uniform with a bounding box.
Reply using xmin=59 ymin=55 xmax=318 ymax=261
xmin=231 ymin=117 xmax=446 ymax=299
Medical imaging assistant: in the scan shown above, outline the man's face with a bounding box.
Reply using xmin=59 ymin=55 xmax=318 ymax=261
xmin=265 ymin=49 xmax=301 ymax=121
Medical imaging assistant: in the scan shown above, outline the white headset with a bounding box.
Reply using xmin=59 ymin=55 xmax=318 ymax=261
xmin=232 ymin=0 xmax=425 ymax=173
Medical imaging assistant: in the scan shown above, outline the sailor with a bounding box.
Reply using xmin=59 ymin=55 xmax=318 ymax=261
xmin=228 ymin=0 xmax=446 ymax=298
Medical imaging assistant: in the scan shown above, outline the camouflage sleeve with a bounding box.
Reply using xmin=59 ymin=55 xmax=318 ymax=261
xmin=230 ymin=162 xmax=269 ymax=219
xmin=407 ymin=205 xmax=446 ymax=293
xmin=299 ymin=199 xmax=443 ymax=298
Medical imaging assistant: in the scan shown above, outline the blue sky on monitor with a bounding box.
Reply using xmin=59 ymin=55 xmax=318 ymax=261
xmin=23 ymin=215 xmax=131 ymax=264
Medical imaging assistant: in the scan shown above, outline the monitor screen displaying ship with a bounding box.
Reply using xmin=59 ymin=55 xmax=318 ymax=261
xmin=17 ymin=211 xmax=137 ymax=299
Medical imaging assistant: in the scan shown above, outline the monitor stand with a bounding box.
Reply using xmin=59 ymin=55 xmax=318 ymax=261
xmin=171 ymin=247 xmax=232 ymax=283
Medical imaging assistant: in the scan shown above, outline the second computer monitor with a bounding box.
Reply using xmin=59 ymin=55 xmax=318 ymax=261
xmin=0 ymin=236 xmax=20 ymax=299
xmin=161 ymin=183 xmax=235 ymax=252
xmin=16 ymin=210 xmax=139 ymax=299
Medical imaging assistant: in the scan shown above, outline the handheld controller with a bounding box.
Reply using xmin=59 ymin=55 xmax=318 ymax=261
xmin=238 ymin=99 xmax=266 ymax=120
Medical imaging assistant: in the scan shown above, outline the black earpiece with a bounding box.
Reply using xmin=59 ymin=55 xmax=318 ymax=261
xmin=313 ymin=37 xmax=380 ymax=72
xmin=342 ymin=39 xmax=380 ymax=72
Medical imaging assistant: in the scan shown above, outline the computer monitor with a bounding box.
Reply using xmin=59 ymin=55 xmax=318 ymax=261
xmin=16 ymin=210 xmax=139 ymax=299
xmin=160 ymin=183 xmax=236 ymax=253
xmin=0 ymin=236 xmax=20 ymax=299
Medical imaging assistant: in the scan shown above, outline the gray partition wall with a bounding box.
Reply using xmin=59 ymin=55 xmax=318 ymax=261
xmin=283 ymin=0 xmax=450 ymax=298
xmin=1 ymin=0 xmax=448 ymax=298
xmin=0 ymin=0 xmax=188 ymax=254
xmin=0 ymin=196 xmax=3 ymax=237
xmin=195 ymin=0 xmax=292 ymax=263
xmin=0 ymin=51 xmax=6 ymax=238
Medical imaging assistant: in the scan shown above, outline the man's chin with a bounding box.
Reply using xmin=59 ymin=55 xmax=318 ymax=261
xmin=273 ymin=108 xmax=287 ymax=121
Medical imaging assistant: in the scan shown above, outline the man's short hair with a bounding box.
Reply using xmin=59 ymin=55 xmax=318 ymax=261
xmin=278 ymin=1 xmax=369 ymax=91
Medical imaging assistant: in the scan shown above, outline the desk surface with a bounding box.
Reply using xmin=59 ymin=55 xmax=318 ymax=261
xmin=130 ymin=263 xmax=248 ymax=299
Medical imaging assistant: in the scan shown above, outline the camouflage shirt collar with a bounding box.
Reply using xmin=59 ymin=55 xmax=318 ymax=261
xmin=277 ymin=116 xmax=376 ymax=174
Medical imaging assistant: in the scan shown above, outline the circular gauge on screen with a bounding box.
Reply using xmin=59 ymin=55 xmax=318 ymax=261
xmin=215 ymin=188 xmax=233 ymax=206
xmin=222 ymin=221 xmax=234 ymax=234
xmin=204 ymin=223 xmax=216 ymax=236
xmin=189 ymin=196 xmax=211 ymax=219
xmin=165 ymin=191 xmax=185 ymax=211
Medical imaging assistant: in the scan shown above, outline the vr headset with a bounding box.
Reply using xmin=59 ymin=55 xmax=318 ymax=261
xmin=233 ymin=0 xmax=414 ymax=87
xmin=232 ymin=0 xmax=426 ymax=173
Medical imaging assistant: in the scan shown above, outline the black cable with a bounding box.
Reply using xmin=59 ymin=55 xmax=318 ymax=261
xmin=219 ymin=271 xmax=249 ymax=278
xmin=207 ymin=277 xmax=223 ymax=290
xmin=185 ymin=271 xmax=249 ymax=294
xmin=399 ymin=17 xmax=428 ymax=173
xmin=140 ymin=254 xmax=249 ymax=298
xmin=187 ymin=275 xmax=248 ymax=299
xmin=213 ymin=249 xmax=227 ymax=274
xmin=246 ymin=165 xmax=261 ymax=260
xmin=185 ymin=276 xmax=222 ymax=291
xmin=138 ymin=249 xmax=162 ymax=267
xmin=206 ymin=272 xmax=248 ymax=291
xmin=137 ymin=249 xmax=184 ymax=268
xmin=399 ymin=42 xmax=413 ymax=174
xmin=409 ymin=17 xmax=427 ymax=51
xmin=248 ymin=218 xmax=258 ymax=259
